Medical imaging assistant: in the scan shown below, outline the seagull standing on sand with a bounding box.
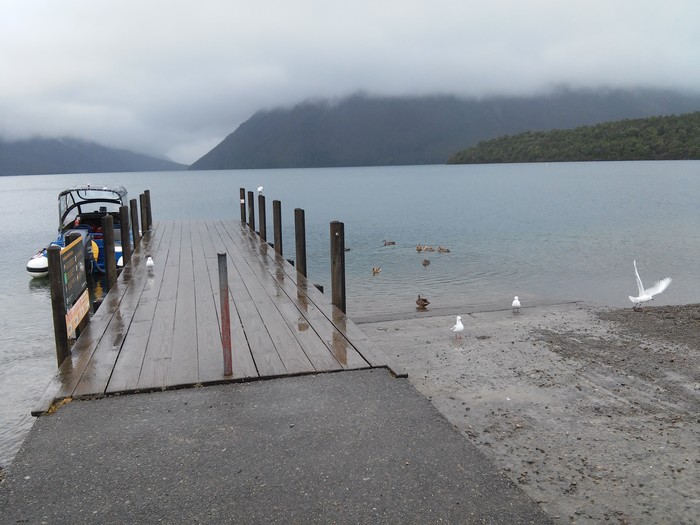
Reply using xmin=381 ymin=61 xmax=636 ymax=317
xmin=629 ymin=260 xmax=671 ymax=310
xmin=146 ymin=256 xmax=154 ymax=275
xmin=450 ymin=315 xmax=464 ymax=339
xmin=512 ymin=296 xmax=521 ymax=314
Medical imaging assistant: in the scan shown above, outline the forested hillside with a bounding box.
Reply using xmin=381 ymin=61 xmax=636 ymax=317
xmin=447 ymin=112 xmax=700 ymax=164
xmin=190 ymin=89 xmax=700 ymax=169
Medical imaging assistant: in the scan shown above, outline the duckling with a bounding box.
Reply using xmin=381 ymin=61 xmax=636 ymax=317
xmin=422 ymin=259 xmax=430 ymax=267
xmin=416 ymin=244 xmax=424 ymax=252
xmin=383 ymin=240 xmax=396 ymax=246
xmin=424 ymin=246 xmax=435 ymax=252
xmin=372 ymin=267 xmax=382 ymax=275
xmin=437 ymin=246 xmax=451 ymax=253
xmin=416 ymin=295 xmax=430 ymax=309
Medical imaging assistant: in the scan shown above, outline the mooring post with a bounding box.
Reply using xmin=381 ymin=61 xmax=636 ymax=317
xmin=144 ymin=189 xmax=153 ymax=230
xmin=218 ymin=252 xmax=233 ymax=376
xmin=330 ymin=221 xmax=346 ymax=313
xmin=130 ymin=198 xmax=141 ymax=248
xmin=139 ymin=193 xmax=149 ymax=234
xmin=48 ymin=245 xmax=70 ymax=366
xmin=247 ymin=191 xmax=255 ymax=232
xmin=273 ymin=200 xmax=282 ymax=256
xmin=294 ymin=208 xmax=307 ymax=277
xmin=258 ymin=194 xmax=267 ymax=241
xmin=102 ymin=214 xmax=117 ymax=290
xmin=239 ymin=188 xmax=246 ymax=223
xmin=119 ymin=205 xmax=132 ymax=267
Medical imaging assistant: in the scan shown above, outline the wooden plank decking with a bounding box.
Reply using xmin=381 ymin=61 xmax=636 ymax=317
xmin=33 ymin=219 xmax=404 ymax=415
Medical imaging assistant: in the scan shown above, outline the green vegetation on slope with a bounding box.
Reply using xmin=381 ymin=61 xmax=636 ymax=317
xmin=447 ymin=112 xmax=700 ymax=164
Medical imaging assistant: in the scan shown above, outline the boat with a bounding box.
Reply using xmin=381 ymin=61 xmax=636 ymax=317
xmin=26 ymin=185 xmax=129 ymax=278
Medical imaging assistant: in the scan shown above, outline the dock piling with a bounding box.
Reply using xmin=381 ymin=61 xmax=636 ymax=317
xmin=119 ymin=205 xmax=131 ymax=267
xmin=218 ymin=252 xmax=233 ymax=376
xmin=247 ymin=191 xmax=255 ymax=232
xmin=48 ymin=245 xmax=70 ymax=366
xmin=239 ymin=188 xmax=246 ymax=223
xmin=130 ymin=198 xmax=141 ymax=248
xmin=144 ymin=189 xmax=153 ymax=230
xmin=294 ymin=208 xmax=307 ymax=277
xmin=258 ymin=194 xmax=267 ymax=241
xmin=139 ymin=193 xmax=149 ymax=235
xmin=273 ymin=200 xmax=282 ymax=256
xmin=330 ymin=221 xmax=346 ymax=313
xmin=102 ymin=214 xmax=117 ymax=290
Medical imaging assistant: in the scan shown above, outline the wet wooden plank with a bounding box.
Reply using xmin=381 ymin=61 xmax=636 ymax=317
xmin=226 ymin=220 xmax=405 ymax=376
xmin=207 ymin=221 xmax=287 ymax=377
xmin=217 ymin=221 xmax=351 ymax=371
xmin=196 ymin=220 xmax=258 ymax=381
xmin=224 ymin=221 xmax=372 ymax=370
xmin=106 ymin=222 xmax=175 ymax=393
xmin=167 ymin=221 xmax=200 ymax=386
xmin=53 ymin=223 xmax=166 ymax=400
xmin=136 ymin=221 xmax=182 ymax=389
xmin=213 ymin=220 xmax=314 ymax=376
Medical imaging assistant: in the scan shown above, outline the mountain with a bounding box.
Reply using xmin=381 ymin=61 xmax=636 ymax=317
xmin=448 ymin=112 xmax=700 ymax=164
xmin=0 ymin=137 xmax=187 ymax=176
xmin=190 ymin=88 xmax=700 ymax=170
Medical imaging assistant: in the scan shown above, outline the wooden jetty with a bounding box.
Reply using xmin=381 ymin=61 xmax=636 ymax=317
xmin=34 ymin=218 xmax=404 ymax=415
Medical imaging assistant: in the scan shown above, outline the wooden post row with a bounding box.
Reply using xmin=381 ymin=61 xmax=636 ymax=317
xmin=144 ymin=189 xmax=153 ymax=230
xmin=330 ymin=221 xmax=346 ymax=313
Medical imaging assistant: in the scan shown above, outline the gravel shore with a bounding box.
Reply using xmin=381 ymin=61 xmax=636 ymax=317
xmin=359 ymin=302 xmax=700 ymax=524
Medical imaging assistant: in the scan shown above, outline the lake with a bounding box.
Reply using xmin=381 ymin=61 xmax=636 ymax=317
xmin=1 ymin=161 xmax=699 ymax=467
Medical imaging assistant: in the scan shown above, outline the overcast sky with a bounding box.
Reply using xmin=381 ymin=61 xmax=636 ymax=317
xmin=2 ymin=1 xmax=699 ymax=164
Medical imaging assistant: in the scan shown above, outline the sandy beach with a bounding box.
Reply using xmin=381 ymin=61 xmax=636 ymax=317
xmin=359 ymin=302 xmax=699 ymax=524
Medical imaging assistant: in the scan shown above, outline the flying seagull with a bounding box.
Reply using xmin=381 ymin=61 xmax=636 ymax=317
xmin=629 ymin=260 xmax=671 ymax=310
xmin=512 ymin=296 xmax=521 ymax=313
xmin=450 ymin=315 xmax=464 ymax=339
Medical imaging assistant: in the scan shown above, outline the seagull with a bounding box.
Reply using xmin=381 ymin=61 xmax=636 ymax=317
xmin=629 ymin=260 xmax=671 ymax=310
xmin=512 ymin=296 xmax=521 ymax=313
xmin=257 ymin=186 xmax=264 ymax=196
xmin=450 ymin=315 xmax=464 ymax=339
xmin=372 ymin=267 xmax=382 ymax=275
xmin=146 ymin=256 xmax=154 ymax=275
xmin=416 ymin=295 xmax=430 ymax=309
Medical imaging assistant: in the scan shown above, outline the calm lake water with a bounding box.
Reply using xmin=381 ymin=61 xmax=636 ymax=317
xmin=1 ymin=161 xmax=699 ymax=467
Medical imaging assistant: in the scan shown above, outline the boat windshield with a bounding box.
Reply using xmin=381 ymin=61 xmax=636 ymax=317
xmin=58 ymin=185 xmax=128 ymax=231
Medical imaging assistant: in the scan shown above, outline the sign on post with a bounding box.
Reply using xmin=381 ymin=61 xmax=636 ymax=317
xmin=61 ymin=236 xmax=89 ymax=338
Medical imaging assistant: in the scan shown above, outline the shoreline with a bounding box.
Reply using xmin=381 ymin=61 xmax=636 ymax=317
xmin=360 ymin=302 xmax=699 ymax=523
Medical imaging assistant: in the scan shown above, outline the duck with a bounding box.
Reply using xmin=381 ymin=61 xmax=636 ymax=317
xmin=372 ymin=267 xmax=382 ymax=275
xmin=424 ymin=246 xmax=435 ymax=252
xmin=422 ymin=259 xmax=430 ymax=266
xmin=416 ymin=244 xmax=424 ymax=252
xmin=416 ymin=295 xmax=430 ymax=309
xmin=437 ymin=246 xmax=451 ymax=253
xmin=383 ymin=240 xmax=396 ymax=246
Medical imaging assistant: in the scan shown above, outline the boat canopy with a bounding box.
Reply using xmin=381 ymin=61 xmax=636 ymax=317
xmin=58 ymin=185 xmax=128 ymax=232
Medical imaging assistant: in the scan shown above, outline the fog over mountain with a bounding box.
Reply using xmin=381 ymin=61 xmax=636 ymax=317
xmin=190 ymin=88 xmax=700 ymax=169
xmin=2 ymin=1 xmax=699 ymax=164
